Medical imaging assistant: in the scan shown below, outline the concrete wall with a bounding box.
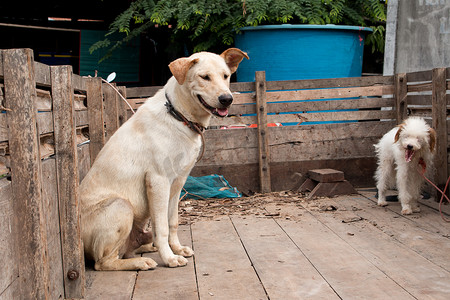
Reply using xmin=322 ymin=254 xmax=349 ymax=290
xmin=384 ymin=0 xmax=450 ymax=75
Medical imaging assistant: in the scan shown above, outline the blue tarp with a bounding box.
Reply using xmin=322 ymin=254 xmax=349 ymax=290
xmin=180 ymin=175 xmax=242 ymax=200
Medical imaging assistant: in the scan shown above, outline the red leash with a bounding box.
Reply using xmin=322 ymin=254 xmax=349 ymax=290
xmin=418 ymin=158 xmax=450 ymax=222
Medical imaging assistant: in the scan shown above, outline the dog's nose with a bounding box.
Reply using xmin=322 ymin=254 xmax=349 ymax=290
xmin=218 ymin=94 xmax=233 ymax=107
xmin=407 ymin=145 xmax=413 ymax=150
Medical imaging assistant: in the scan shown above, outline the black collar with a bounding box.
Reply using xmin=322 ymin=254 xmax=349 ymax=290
xmin=164 ymin=92 xmax=205 ymax=135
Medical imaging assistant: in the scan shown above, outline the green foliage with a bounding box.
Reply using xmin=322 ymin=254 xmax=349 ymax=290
xmin=91 ymin=0 xmax=387 ymax=59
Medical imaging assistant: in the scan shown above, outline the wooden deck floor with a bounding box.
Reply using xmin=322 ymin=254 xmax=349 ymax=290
xmin=85 ymin=189 xmax=450 ymax=299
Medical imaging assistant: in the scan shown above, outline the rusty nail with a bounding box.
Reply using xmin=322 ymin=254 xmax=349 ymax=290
xmin=67 ymin=270 xmax=79 ymax=281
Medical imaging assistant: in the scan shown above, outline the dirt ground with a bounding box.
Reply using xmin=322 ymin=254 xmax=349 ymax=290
xmin=178 ymin=191 xmax=348 ymax=225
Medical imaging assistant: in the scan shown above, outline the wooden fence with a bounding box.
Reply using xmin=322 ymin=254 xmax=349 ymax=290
xmin=0 ymin=48 xmax=448 ymax=299
xmin=0 ymin=49 xmax=128 ymax=299
xmin=127 ymin=69 xmax=450 ymax=194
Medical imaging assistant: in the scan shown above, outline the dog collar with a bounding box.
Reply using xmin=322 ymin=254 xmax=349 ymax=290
xmin=164 ymin=92 xmax=205 ymax=135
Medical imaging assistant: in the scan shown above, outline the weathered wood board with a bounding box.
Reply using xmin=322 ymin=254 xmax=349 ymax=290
xmin=191 ymin=217 xmax=267 ymax=299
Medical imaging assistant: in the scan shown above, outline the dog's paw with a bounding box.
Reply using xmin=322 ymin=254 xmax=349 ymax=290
xmin=173 ymin=245 xmax=194 ymax=257
xmin=138 ymin=257 xmax=158 ymax=270
xmin=167 ymin=255 xmax=188 ymax=268
xmin=377 ymin=200 xmax=388 ymax=207
xmin=135 ymin=243 xmax=158 ymax=254
xmin=401 ymin=207 xmax=413 ymax=215
xmin=412 ymin=206 xmax=421 ymax=213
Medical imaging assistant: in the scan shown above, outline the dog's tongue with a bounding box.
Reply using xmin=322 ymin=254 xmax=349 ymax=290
xmin=216 ymin=108 xmax=228 ymax=117
xmin=405 ymin=149 xmax=415 ymax=162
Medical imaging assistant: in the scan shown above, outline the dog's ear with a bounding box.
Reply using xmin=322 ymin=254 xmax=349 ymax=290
xmin=168 ymin=57 xmax=199 ymax=85
xmin=394 ymin=124 xmax=404 ymax=143
xmin=428 ymin=128 xmax=437 ymax=152
xmin=220 ymin=48 xmax=249 ymax=74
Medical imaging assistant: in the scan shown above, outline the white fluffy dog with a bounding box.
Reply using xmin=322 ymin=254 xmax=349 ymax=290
xmin=374 ymin=117 xmax=436 ymax=215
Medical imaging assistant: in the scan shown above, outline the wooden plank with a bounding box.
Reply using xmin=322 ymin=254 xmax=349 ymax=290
xmin=0 ymin=110 xmax=90 ymax=143
xmin=432 ymin=67 xmax=448 ymax=187
xmin=228 ymin=103 xmax=256 ymax=115
xmin=191 ymin=217 xmax=267 ymax=299
xmin=127 ymin=97 xmax=147 ymax=109
xmin=0 ymin=179 xmax=17 ymax=296
xmin=0 ymin=280 xmax=18 ymax=300
xmin=51 ymin=65 xmax=85 ymax=298
xmin=41 ymin=159 xmax=61 ymax=244
xmin=72 ymin=73 xmax=86 ymax=92
xmin=394 ymin=73 xmax=407 ymax=122
xmin=208 ymin=115 xmax=256 ymax=127
xmin=255 ymin=71 xmax=271 ymax=193
xmin=117 ymin=86 xmax=129 ymax=126
xmin=85 ymin=269 xmax=136 ymax=300
xmin=266 ymin=97 xmax=394 ymax=114
xmin=34 ymin=61 xmax=51 ymax=87
xmin=0 ymin=83 xmax=4 ymax=110
xmin=232 ymin=92 xmax=255 ymax=105
xmin=134 ymin=226 xmax=197 ymax=299
xmin=201 ymin=128 xmax=257 ymax=152
xmin=230 ymin=81 xmax=255 ymax=93
xmin=406 ymin=69 xmax=432 ymax=82
xmin=41 ymin=159 xmax=65 ymax=300
xmin=269 ymin=137 xmax=379 ymax=162
xmin=123 ymin=77 xmax=393 ymax=100
xmin=265 ymin=109 xmax=395 ymax=124
xmin=231 ymin=216 xmax=339 ymax=299
xmin=103 ymin=83 xmax=120 ymax=141
xmin=266 ymin=85 xmax=395 ymax=103
xmin=198 ymin=121 xmax=393 ymax=166
xmin=408 ymin=82 xmax=433 ymax=93
xmin=407 ymin=94 xmax=432 ymax=105
xmin=301 ymin=196 xmax=450 ymax=299
xmin=125 ymin=85 xmax=162 ymax=98
xmin=47 ymin=235 xmax=65 ymax=300
xmin=210 ymin=109 xmax=394 ymax=128
xmin=193 ymin=157 xmax=378 ymax=194
xmin=85 ymin=77 xmax=105 ymax=165
xmin=355 ymin=191 xmax=450 ymax=269
xmin=2 ymin=48 xmax=50 ymax=299
xmin=77 ymin=143 xmax=91 ymax=183
xmin=267 ymin=204 xmax=416 ymax=299
xmin=212 ymin=110 xmax=391 ymax=128
xmin=309 ymin=169 xmax=344 ymax=183
xmin=265 ymin=75 xmax=394 ymax=91
xmin=229 ymin=96 xmax=394 ymax=115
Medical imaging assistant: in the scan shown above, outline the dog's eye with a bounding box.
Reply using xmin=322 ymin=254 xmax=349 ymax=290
xmin=200 ymin=75 xmax=210 ymax=81
xmin=224 ymin=74 xmax=229 ymax=80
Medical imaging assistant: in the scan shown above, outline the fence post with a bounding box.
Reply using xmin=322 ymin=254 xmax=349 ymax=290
xmin=394 ymin=72 xmax=407 ymax=123
xmin=103 ymin=82 xmax=120 ymax=141
xmin=255 ymin=71 xmax=271 ymax=193
xmin=85 ymin=77 xmax=105 ymax=165
xmin=431 ymin=67 xmax=448 ymax=188
xmin=3 ymin=48 xmax=50 ymax=299
xmin=51 ymin=65 xmax=86 ymax=299
xmin=117 ymin=86 xmax=129 ymax=126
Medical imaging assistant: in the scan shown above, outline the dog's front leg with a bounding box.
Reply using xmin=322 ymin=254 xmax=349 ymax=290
xmin=168 ymin=176 xmax=194 ymax=257
xmin=146 ymin=173 xmax=188 ymax=267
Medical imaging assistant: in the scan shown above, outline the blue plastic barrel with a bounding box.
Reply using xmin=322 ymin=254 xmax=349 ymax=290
xmin=234 ymin=24 xmax=373 ymax=82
